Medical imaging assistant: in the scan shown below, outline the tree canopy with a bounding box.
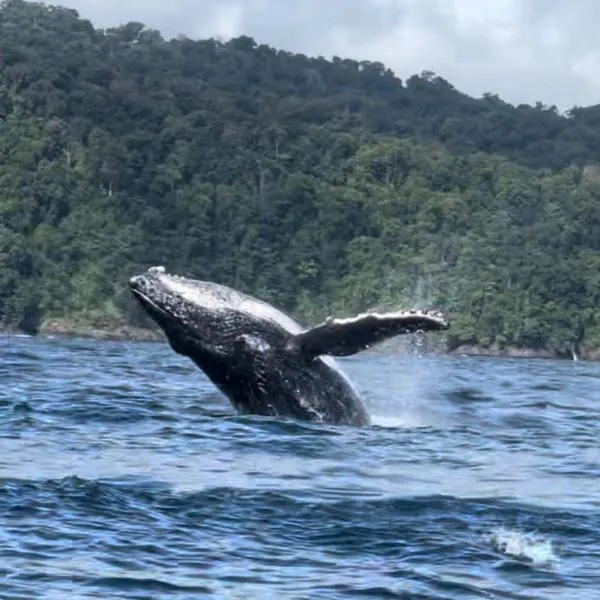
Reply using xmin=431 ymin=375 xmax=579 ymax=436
xmin=1 ymin=0 xmax=600 ymax=357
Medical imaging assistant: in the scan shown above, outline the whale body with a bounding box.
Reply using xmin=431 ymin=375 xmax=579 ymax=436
xmin=130 ymin=266 xmax=450 ymax=426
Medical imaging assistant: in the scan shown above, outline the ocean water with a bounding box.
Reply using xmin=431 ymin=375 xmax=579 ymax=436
xmin=0 ymin=334 xmax=598 ymax=600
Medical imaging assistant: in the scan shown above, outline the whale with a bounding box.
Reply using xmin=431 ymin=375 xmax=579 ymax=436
xmin=129 ymin=266 xmax=450 ymax=427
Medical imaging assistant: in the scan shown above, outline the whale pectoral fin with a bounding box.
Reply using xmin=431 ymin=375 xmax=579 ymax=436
xmin=288 ymin=310 xmax=450 ymax=358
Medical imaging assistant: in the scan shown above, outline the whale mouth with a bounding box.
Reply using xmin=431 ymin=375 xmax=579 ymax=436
xmin=130 ymin=287 xmax=171 ymax=319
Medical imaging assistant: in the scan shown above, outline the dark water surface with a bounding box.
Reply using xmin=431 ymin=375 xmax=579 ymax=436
xmin=0 ymin=335 xmax=598 ymax=599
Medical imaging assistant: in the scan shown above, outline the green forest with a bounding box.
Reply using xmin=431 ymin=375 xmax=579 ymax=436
xmin=1 ymin=0 xmax=600 ymax=358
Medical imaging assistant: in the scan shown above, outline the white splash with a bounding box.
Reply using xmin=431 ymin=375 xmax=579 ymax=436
xmin=369 ymin=414 xmax=423 ymax=428
xmin=488 ymin=528 xmax=558 ymax=567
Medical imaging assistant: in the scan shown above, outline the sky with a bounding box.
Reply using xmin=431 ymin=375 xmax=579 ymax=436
xmin=64 ymin=0 xmax=600 ymax=111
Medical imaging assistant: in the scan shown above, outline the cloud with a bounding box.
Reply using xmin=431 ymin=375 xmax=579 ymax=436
xmin=65 ymin=0 xmax=600 ymax=110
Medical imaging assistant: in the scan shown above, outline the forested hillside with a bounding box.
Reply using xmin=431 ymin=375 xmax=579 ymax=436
xmin=1 ymin=0 xmax=600 ymax=357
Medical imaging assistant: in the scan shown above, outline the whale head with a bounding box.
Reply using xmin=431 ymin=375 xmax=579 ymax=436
xmin=129 ymin=265 xmax=296 ymax=360
xmin=130 ymin=266 xmax=236 ymax=354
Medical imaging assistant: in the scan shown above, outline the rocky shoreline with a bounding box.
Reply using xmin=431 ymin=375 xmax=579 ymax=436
xmin=41 ymin=319 xmax=164 ymax=342
xmin=448 ymin=343 xmax=600 ymax=361
xmin=1 ymin=317 xmax=163 ymax=342
xmin=2 ymin=320 xmax=598 ymax=361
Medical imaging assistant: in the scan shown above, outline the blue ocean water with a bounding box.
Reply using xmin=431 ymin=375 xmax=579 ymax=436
xmin=0 ymin=334 xmax=598 ymax=599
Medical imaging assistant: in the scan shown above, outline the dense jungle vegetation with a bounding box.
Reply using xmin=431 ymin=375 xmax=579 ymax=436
xmin=1 ymin=0 xmax=600 ymax=356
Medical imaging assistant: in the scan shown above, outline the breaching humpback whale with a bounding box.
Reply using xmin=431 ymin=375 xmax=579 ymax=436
xmin=130 ymin=266 xmax=450 ymax=426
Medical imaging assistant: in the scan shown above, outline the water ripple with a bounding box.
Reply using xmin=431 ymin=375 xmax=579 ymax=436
xmin=0 ymin=335 xmax=598 ymax=599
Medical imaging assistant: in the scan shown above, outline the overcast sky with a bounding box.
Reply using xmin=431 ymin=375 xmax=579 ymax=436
xmin=65 ymin=0 xmax=600 ymax=111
